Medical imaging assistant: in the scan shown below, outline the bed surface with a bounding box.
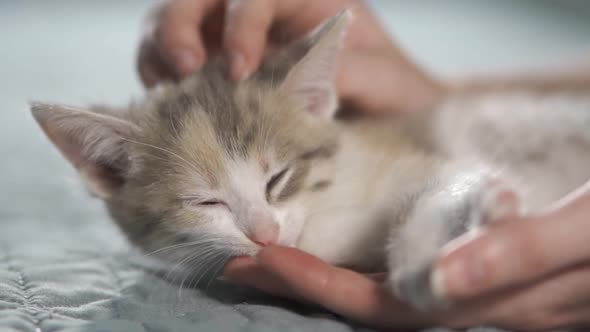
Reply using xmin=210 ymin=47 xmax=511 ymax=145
xmin=2 ymin=1 xmax=590 ymax=331
xmin=0 ymin=219 xmax=506 ymax=332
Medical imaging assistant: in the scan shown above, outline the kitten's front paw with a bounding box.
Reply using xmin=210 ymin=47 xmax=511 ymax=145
xmin=388 ymin=177 xmax=523 ymax=312
xmin=389 ymin=263 xmax=448 ymax=312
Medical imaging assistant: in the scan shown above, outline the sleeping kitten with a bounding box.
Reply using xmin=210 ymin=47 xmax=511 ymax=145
xmin=30 ymin=12 xmax=590 ymax=311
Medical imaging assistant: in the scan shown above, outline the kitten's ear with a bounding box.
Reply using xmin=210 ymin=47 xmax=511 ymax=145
xmin=31 ymin=102 xmax=138 ymax=199
xmin=279 ymin=10 xmax=351 ymax=118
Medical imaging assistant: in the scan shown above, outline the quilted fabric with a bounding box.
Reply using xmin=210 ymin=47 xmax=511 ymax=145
xmin=0 ymin=242 xmax=366 ymax=332
xmin=0 ymin=239 xmax=505 ymax=332
xmin=0 ymin=230 xmax=358 ymax=331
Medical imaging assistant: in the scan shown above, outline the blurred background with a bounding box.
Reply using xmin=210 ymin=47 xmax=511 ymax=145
xmin=1 ymin=0 xmax=590 ymax=248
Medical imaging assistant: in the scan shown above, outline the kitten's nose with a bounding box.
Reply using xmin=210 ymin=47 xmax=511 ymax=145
xmin=248 ymin=222 xmax=279 ymax=246
xmin=247 ymin=213 xmax=279 ymax=246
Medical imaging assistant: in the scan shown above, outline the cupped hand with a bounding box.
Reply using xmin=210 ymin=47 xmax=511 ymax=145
xmin=223 ymin=246 xmax=438 ymax=330
xmin=432 ymin=183 xmax=590 ymax=330
xmin=137 ymin=0 xmax=444 ymax=112
xmin=222 ymin=247 xmax=510 ymax=330
xmin=224 ymin=184 xmax=590 ymax=331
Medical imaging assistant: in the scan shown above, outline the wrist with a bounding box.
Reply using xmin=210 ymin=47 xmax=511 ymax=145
xmin=337 ymin=47 xmax=447 ymax=113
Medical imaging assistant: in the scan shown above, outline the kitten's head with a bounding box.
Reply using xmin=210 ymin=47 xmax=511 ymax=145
xmin=31 ymin=13 xmax=349 ymax=264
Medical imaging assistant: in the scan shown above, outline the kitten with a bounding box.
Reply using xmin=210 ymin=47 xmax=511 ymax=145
xmin=30 ymin=12 xmax=590 ymax=311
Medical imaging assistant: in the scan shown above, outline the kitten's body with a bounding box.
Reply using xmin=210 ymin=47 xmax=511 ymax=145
xmin=31 ymin=13 xmax=590 ymax=311
xmin=300 ymin=91 xmax=590 ymax=271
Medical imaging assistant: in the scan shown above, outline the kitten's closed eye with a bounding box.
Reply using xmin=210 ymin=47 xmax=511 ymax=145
xmin=183 ymin=197 xmax=228 ymax=209
xmin=199 ymin=200 xmax=225 ymax=206
xmin=266 ymin=166 xmax=291 ymax=200
xmin=267 ymin=167 xmax=290 ymax=192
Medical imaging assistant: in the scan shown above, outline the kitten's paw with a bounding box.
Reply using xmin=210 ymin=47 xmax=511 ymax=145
xmin=478 ymin=178 xmax=522 ymax=225
xmin=389 ymin=263 xmax=448 ymax=312
xmin=387 ymin=176 xmax=523 ymax=311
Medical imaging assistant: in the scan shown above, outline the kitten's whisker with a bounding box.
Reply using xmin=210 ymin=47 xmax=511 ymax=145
xmin=204 ymin=254 xmax=230 ymax=293
xmin=179 ymin=249 xmax=221 ymax=297
xmin=186 ymin=251 xmax=224 ymax=292
xmin=164 ymin=251 xmax=200 ymax=284
xmin=169 ymin=106 xmax=181 ymax=139
xmin=169 ymin=250 xmax=214 ymax=297
xmin=162 ymin=243 xmax=220 ymax=285
xmin=143 ymin=236 xmax=221 ymax=257
xmin=143 ymin=239 xmax=220 ymax=257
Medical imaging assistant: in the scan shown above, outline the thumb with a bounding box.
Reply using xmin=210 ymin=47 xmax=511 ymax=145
xmin=432 ymin=187 xmax=590 ymax=300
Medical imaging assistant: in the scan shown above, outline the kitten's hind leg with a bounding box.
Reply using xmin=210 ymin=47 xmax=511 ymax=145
xmin=387 ymin=168 xmax=522 ymax=311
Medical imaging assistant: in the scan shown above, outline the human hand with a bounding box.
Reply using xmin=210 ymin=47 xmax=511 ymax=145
xmin=223 ymin=246 xmax=438 ymax=330
xmin=223 ymin=185 xmax=590 ymax=331
xmin=431 ymin=183 xmax=590 ymax=330
xmin=222 ymin=246 xmax=517 ymax=330
xmin=137 ymin=0 xmax=444 ymax=112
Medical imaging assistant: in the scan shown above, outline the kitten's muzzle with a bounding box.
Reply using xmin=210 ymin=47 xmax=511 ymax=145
xmin=245 ymin=208 xmax=279 ymax=246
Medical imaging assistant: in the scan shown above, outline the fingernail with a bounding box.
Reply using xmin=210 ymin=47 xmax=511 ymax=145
xmin=170 ymin=49 xmax=200 ymax=76
xmin=229 ymin=52 xmax=249 ymax=81
xmin=430 ymin=268 xmax=446 ymax=299
xmin=432 ymin=247 xmax=488 ymax=299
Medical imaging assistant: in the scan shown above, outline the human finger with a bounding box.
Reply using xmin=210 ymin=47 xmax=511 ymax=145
xmin=256 ymin=246 xmax=432 ymax=329
xmin=222 ymin=0 xmax=278 ymax=80
xmin=433 ymin=188 xmax=590 ymax=300
xmin=156 ymin=0 xmax=218 ymax=77
xmin=223 ymin=256 xmax=293 ymax=297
